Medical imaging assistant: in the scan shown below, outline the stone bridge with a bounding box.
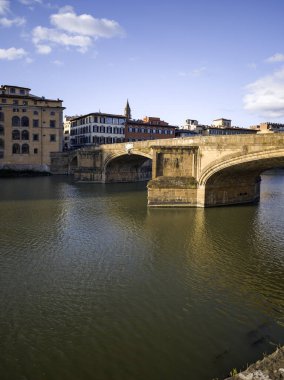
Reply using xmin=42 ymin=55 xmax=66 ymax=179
xmin=52 ymin=134 xmax=284 ymax=207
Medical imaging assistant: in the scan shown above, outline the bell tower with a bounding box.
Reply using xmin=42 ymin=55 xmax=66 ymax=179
xmin=124 ymin=99 xmax=131 ymax=120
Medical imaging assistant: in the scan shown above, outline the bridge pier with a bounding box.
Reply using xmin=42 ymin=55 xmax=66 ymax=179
xmin=147 ymin=177 xmax=261 ymax=207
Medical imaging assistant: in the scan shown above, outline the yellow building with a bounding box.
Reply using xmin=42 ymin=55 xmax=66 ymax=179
xmin=0 ymin=84 xmax=65 ymax=172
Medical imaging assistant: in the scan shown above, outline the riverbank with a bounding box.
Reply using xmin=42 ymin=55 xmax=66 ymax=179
xmin=225 ymin=346 xmax=284 ymax=380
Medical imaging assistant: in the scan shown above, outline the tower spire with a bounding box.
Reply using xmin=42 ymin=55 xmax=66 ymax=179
xmin=124 ymin=99 xmax=131 ymax=120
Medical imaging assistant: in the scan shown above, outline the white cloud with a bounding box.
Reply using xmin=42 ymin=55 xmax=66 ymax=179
xmin=0 ymin=16 xmax=25 ymax=26
xmin=178 ymin=67 xmax=207 ymax=78
xmin=36 ymin=43 xmax=52 ymax=54
xmin=19 ymin=0 xmax=42 ymax=5
xmin=0 ymin=0 xmax=9 ymax=15
xmin=50 ymin=7 xmax=124 ymax=38
xmin=247 ymin=62 xmax=257 ymax=70
xmin=31 ymin=6 xmax=124 ymax=54
xmin=0 ymin=47 xmax=27 ymax=60
xmin=191 ymin=66 xmax=206 ymax=77
xmin=266 ymin=53 xmax=284 ymax=63
xmin=32 ymin=26 xmax=92 ymax=53
xmin=52 ymin=59 xmax=63 ymax=66
xmin=243 ymin=67 xmax=284 ymax=118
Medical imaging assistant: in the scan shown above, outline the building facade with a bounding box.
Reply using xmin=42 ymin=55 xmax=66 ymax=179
xmin=212 ymin=118 xmax=232 ymax=127
xmin=177 ymin=118 xmax=257 ymax=137
xmin=202 ymin=125 xmax=257 ymax=136
xmin=69 ymin=113 xmax=126 ymax=148
xmin=257 ymin=122 xmax=284 ymax=133
xmin=0 ymin=84 xmax=64 ymax=170
xmin=125 ymin=117 xmax=176 ymax=142
xmin=63 ymin=115 xmax=74 ymax=150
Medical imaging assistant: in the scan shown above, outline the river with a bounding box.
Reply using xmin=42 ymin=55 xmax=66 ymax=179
xmin=0 ymin=171 xmax=283 ymax=380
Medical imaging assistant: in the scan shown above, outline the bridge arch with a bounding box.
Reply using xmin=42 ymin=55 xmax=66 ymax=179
xmin=199 ymin=149 xmax=284 ymax=206
xmin=68 ymin=152 xmax=79 ymax=173
xmin=104 ymin=150 xmax=152 ymax=183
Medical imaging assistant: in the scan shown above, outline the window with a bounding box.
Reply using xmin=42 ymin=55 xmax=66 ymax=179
xmin=34 ymin=148 xmax=38 ymax=154
xmin=34 ymin=110 xmax=38 ymax=115
xmin=50 ymin=120 xmax=56 ymax=128
xmin=22 ymin=109 xmax=27 ymax=113
xmin=0 ymin=112 xmax=4 ymax=122
xmin=13 ymin=108 xmax=20 ymax=112
xmin=13 ymin=100 xmax=18 ymax=105
xmin=22 ymin=144 xmax=29 ymax=154
xmin=50 ymin=134 xmax=56 ymax=142
xmin=23 ymin=101 xmax=28 ymax=105
xmin=33 ymin=134 xmax=39 ymax=141
xmin=21 ymin=130 xmax=29 ymax=140
xmin=1 ymin=99 xmax=6 ymax=103
xmin=12 ymin=130 xmax=20 ymax=140
xmin=12 ymin=116 xmax=20 ymax=126
xmin=33 ymin=119 xmax=39 ymax=128
xmin=20 ymin=89 xmax=25 ymax=95
xmin=0 ymin=138 xmax=4 ymax=149
xmin=12 ymin=143 xmax=20 ymax=154
xmin=0 ymin=151 xmax=3 ymax=159
xmin=10 ymin=88 xmax=15 ymax=94
xmin=21 ymin=116 xmax=29 ymax=127
xmin=0 ymin=125 xmax=4 ymax=135
xmin=50 ymin=111 xmax=55 ymax=116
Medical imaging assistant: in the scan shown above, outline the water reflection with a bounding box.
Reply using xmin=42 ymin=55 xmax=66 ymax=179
xmin=0 ymin=174 xmax=283 ymax=380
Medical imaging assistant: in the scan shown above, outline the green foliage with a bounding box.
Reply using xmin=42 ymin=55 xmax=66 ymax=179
xmin=230 ymin=368 xmax=238 ymax=377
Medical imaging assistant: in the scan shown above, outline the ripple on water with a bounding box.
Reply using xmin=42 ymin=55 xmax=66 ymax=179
xmin=0 ymin=176 xmax=284 ymax=380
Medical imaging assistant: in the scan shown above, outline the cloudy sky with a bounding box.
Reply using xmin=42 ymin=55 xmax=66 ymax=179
xmin=1 ymin=0 xmax=284 ymax=127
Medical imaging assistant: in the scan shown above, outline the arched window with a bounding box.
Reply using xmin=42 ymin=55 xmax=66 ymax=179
xmin=22 ymin=144 xmax=29 ymax=154
xmin=0 ymin=138 xmax=4 ymax=149
xmin=0 ymin=112 xmax=4 ymax=122
xmin=12 ymin=116 xmax=20 ymax=127
xmin=12 ymin=143 xmax=20 ymax=154
xmin=0 ymin=125 xmax=4 ymax=135
xmin=21 ymin=116 xmax=29 ymax=127
xmin=12 ymin=130 xmax=20 ymax=140
xmin=21 ymin=130 xmax=29 ymax=140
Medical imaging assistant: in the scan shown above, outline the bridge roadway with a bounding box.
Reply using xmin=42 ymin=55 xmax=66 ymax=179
xmin=51 ymin=134 xmax=284 ymax=207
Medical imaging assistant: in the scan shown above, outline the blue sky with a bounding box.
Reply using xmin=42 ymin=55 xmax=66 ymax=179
xmin=1 ymin=0 xmax=284 ymax=127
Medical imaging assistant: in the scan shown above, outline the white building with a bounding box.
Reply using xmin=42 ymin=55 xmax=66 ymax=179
xmin=183 ymin=119 xmax=199 ymax=130
xmin=70 ymin=113 xmax=126 ymax=148
xmin=212 ymin=118 xmax=231 ymax=128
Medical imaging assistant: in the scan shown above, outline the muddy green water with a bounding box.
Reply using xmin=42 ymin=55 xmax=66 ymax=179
xmin=0 ymin=172 xmax=283 ymax=380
